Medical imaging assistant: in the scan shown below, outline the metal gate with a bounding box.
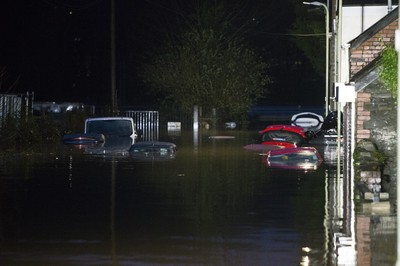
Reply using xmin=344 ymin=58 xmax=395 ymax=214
xmin=123 ymin=111 xmax=159 ymax=141
xmin=0 ymin=93 xmax=32 ymax=127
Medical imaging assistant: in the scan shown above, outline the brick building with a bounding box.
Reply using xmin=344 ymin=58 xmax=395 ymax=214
xmin=349 ymin=8 xmax=398 ymax=179
xmin=349 ymin=10 xmax=397 ymax=76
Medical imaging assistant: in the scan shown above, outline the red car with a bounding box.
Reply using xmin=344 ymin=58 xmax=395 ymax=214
xmin=264 ymin=146 xmax=323 ymax=170
xmin=259 ymin=125 xmax=307 ymax=148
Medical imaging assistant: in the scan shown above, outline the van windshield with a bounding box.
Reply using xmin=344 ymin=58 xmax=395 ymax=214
xmin=86 ymin=120 xmax=133 ymax=136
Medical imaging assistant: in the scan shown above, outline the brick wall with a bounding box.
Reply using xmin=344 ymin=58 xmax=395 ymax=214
xmin=350 ymin=20 xmax=397 ymax=76
xmin=360 ymin=82 xmax=397 ymax=178
xmin=356 ymin=215 xmax=371 ymax=266
xmin=356 ymin=92 xmax=371 ymax=141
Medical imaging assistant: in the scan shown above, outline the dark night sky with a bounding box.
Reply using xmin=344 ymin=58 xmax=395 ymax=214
xmin=1 ymin=0 xmax=326 ymax=107
xmin=1 ymin=0 xmax=111 ymax=104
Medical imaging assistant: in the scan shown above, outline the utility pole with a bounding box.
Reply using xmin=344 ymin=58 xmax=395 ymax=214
xmin=110 ymin=0 xmax=117 ymax=116
xmin=396 ymin=6 xmax=400 ymax=266
xmin=329 ymin=0 xmax=336 ymax=111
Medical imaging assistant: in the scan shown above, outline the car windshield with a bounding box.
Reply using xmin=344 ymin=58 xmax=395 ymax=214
xmin=86 ymin=120 xmax=132 ymax=136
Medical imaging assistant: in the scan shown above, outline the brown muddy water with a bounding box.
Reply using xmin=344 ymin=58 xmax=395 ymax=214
xmin=0 ymin=130 xmax=396 ymax=265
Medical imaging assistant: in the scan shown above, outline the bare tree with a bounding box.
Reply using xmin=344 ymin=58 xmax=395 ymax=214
xmin=139 ymin=1 xmax=270 ymax=123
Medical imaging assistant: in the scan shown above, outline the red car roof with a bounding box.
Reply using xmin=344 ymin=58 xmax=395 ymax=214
xmin=259 ymin=125 xmax=306 ymax=138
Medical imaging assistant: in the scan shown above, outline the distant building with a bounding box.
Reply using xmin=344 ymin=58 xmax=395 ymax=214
xmin=32 ymin=102 xmax=93 ymax=115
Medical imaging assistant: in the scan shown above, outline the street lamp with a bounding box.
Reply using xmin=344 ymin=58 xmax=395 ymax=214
xmin=303 ymin=1 xmax=329 ymax=117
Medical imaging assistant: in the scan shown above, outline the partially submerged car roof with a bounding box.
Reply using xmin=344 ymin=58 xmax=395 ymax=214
xmin=85 ymin=117 xmax=133 ymax=122
xmin=130 ymin=141 xmax=176 ymax=148
xmin=258 ymin=125 xmax=307 ymax=148
xmin=259 ymin=125 xmax=306 ymax=138
xmin=129 ymin=141 xmax=177 ymax=161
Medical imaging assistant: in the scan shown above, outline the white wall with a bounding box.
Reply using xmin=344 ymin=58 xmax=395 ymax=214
xmin=339 ymin=5 xmax=397 ymax=83
xmin=342 ymin=5 xmax=397 ymax=44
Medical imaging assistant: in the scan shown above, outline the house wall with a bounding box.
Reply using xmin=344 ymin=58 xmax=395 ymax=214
xmin=349 ymin=13 xmax=398 ymax=178
xmin=343 ymin=5 xmax=397 ymax=44
xmin=346 ymin=6 xmax=397 ymax=259
xmin=350 ymin=19 xmax=397 ymax=76
xmin=356 ymin=80 xmax=396 ymax=177
xmin=356 ymin=91 xmax=371 ymax=140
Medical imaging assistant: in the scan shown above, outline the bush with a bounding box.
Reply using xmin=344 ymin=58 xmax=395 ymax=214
xmin=378 ymin=45 xmax=398 ymax=98
xmin=0 ymin=111 xmax=89 ymax=151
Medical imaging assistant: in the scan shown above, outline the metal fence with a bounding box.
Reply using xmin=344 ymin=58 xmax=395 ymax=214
xmin=0 ymin=93 xmax=32 ymax=127
xmin=123 ymin=111 xmax=159 ymax=141
xmin=343 ymin=102 xmax=355 ymax=188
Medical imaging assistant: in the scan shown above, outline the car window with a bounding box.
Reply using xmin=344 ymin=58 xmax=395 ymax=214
xmin=87 ymin=120 xmax=132 ymax=136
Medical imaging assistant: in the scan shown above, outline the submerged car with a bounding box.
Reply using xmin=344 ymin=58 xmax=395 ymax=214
xmin=63 ymin=117 xmax=138 ymax=156
xmin=259 ymin=125 xmax=307 ymax=148
xmin=263 ymin=146 xmax=323 ymax=170
xmin=307 ymin=111 xmax=343 ymax=145
xmin=129 ymin=141 xmax=177 ymax=161
xmin=84 ymin=117 xmax=137 ymax=140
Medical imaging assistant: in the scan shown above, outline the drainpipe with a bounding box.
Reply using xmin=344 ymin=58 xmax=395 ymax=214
xmin=337 ymin=0 xmax=342 ymax=85
xmin=193 ymin=105 xmax=199 ymax=151
xmin=111 ymin=0 xmax=117 ymax=116
xmin=388 ymin=0 xmax=392 ymax=12
xmin=395 ymin=13 xmax=400 ymax=265
xmin=361 ymin=5 xmax=364 ymax=32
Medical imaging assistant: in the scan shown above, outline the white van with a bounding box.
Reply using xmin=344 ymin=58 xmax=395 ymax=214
xmin=83 ymin=117 xmax=137 ymax=155
xmin=85 ymin=117 xmax=137 ymax=141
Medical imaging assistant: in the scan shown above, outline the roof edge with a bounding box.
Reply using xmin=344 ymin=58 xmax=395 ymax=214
xmin=351 ymin=57 xmax=380 ymax=91
xmin=349 ymin=7 xmax=398 ymax=49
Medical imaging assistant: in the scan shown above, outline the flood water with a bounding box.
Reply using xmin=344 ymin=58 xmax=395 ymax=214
xmin=0 ymin=130 xmax=396 ymax=265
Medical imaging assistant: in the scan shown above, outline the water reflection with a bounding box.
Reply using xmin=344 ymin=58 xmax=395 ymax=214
xmin=0 ymin=131 xmax=396 ymax=265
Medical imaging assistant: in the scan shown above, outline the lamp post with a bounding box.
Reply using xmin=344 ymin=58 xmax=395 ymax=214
xmin=303 ymin=1 xmax=329 ymax=117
